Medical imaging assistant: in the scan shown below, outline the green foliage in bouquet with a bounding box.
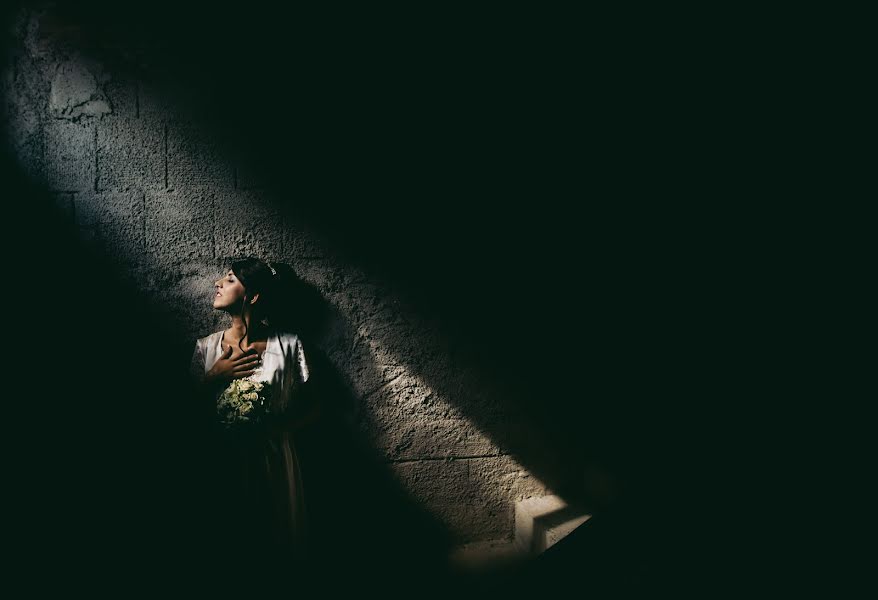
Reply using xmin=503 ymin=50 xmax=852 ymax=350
xmin=216 ymin=378 xmax=274 ymax=429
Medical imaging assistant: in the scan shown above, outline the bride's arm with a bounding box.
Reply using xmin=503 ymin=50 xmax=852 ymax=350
xmin=271 ymin=335 xmax=320 ymax=432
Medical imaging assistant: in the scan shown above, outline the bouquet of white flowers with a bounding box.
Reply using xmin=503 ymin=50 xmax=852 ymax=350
xmin=216 ymin=378 xmax=274 ymax=429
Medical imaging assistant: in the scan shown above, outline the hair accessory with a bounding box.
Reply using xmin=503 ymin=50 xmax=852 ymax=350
xmin=266 ymin=262 xmax=277 ymax=276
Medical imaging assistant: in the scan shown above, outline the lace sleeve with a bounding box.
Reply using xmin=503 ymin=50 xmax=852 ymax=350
xmin=280 ymin=335 xmax=315 ymax=422
xmin=294 ymin=336 xmax=310 ymax=385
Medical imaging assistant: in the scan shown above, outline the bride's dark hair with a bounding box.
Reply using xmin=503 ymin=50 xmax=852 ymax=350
xmin=228 ymin=257 xmax=301 ymax=354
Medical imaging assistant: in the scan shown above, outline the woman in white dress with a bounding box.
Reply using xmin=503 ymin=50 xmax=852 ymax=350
xmin=189 ymin=257 xmax=316 ymax=556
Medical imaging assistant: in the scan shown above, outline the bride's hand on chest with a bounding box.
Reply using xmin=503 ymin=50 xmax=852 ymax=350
xmin=206 ymin=345 xmax=262 ymax=385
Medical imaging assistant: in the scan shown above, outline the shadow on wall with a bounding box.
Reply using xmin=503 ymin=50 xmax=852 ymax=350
xmin=296 ymin=347 xmax=454 ymax=570
xmin=37 ymin=3 xmax=620 ymax=505
xmin=270 ymin=285 xmax=462 ymax=576
xmin=0 ymin=158 xmax=464 ymax=592
xmin=1 ymin=144 xmax=612 ymax=593
xmin=0 ymin=2 xmax=735 ymax=591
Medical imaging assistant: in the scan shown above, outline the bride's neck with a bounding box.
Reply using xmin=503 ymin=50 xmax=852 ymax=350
xmin=227 ymin=318 xmax=270 ymax=343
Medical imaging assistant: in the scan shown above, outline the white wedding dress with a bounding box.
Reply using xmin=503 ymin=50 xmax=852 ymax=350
xmin=189 ymin=329 xmax=311 ymax=551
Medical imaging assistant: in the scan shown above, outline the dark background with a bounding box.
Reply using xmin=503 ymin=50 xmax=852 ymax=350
xmin=1 ymin=1 xmax=769 ymax=594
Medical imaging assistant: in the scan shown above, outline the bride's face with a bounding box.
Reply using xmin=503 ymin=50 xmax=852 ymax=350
xmin=213 ymin=269 xmax=246 ymax=310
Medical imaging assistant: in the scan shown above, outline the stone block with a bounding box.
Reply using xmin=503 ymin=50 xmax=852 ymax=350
xmin=75 ymin=190 xmax=146 ymax=259
xmin=362 ymin=373 xmax=465 ymax=422
xmin=174 ymin=262 xmax=230 ymax=339
xmin=468 ymin=455 xmax=552 ymax=506
xmin=44 ymin=120 xmax=94 ymax=191
xmin=281 ymin=216 xmax=325 ymax=259
xmin=2 ymin=61 xmax=45 ymax=183
xmin=138 ymin=81 xmax=189 ymax=121
xmin=103 ymin=77 xmax=138 ymax=119
xmin=427 ymin=501 xmax=511 ymax=543
xmin=5 ymin=120 xmax=44 ymax=183
xmin=145 ymin=188 xmax=214 ymax=260
xmin=127 ymin=261 xmax=223 ymax=337
xmin=391 ymin=458 xmax=513 ymax=543
xmin=214 ymin=189 xmax=282 ymax=260
xmin=97 ymin=117 xmax=164 ymax=191
xmin=49 ymin=58 xmax=111 ymax=120
xmin=364 ymin=417 xmax=494 ymax=461
xmin=464 ymin=426 xmax=502 ymax=457
xmin=167 ymin=118 xmax=233 ymax=190
xmin=391 ymin=458 xmax=469 ymax=504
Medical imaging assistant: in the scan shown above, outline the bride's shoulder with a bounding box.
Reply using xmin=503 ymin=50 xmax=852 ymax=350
xmin=196 ymin=330 xmax=224 ymax=346
xmin=275 ymin=330 xmax=301 ymax=344
xmin=274 ymin=331 xmax=306 ymax=351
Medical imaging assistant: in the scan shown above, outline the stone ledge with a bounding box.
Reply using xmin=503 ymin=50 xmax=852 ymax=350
xmin=515 ymin=494 xmax=591 ymax=555
xmin=449 ymin=494 xmax=591 ymax=571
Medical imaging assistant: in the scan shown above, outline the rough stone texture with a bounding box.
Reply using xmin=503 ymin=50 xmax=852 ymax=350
xmin=391 ymin=459 xmax=483 ymax=542
xmin=96 ymin=117 xmax=164 ymax=191
xmin=43 ymin=119 xmax=94 ymax=191
xmin=75 ymin=189 xmax=146 ymax=260
xmin=214 ymin=189 xmax=282 ymax=260
xmin=103 ymin=77 xmax=138 ymax=119
xmin=365 ymin=416 xmax=498 ymax=461
xmin=0 ymin=12 xmax=558 ymax=546
xmin=167 ymin=118 xmax=234 ymax=190
xmin=281 ymin=217 xmax=326 ymax=259
xmin=49 ymin=58 xmax=111 ymax=120
xmin=389 ymin=454 xmax=551 ymax=544
xmin=468 ymin=455 xmax=553 ymax=507
xmin=137 ymin=80 xmax=187 ymax=122
xmin=145 ymin=188 xmax=214 ymax=261
xmin=1 ymin=53 xmax=46 ymax=182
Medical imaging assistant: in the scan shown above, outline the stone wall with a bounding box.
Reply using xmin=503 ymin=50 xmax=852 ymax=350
xmin=1 ymin=6 xmax=552 ymax=546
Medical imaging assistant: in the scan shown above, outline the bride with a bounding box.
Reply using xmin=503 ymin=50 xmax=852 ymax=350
xmin=189 ymin=257 xmax=315 ymax=556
